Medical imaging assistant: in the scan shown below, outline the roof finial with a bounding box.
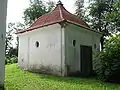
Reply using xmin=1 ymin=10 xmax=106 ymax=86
xmin=57 ymin=0 xmax=63 ymax=6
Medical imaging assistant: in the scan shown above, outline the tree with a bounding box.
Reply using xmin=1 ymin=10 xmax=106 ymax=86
xmin=23 ymin=0 xmax=55 ymax=25
xmin=94 ymin=34 xmax=120 ymax=82
xmin=75 ymin=0 xmax=118 ymax=49
xmin=46 ymin=0 xmax=55 ymax=12
xmin=88 ymin=0 xmax=117 ymax=49
xmin=23 ymin=1 xmax=47 ymax=25
xmin=75 ymin=0 xmax=91 ymax=23
xmin=75 ymin=0 xmax=84 ymax=18
xmin=5 ymin=23 xmax=14 ymax=57
xmin=106 ymin=0 xmax=120 ymax=29
xmin=6 ymin=22 xmax=25 ymax=57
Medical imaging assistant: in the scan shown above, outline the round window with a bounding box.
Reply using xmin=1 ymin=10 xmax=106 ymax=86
xmin=35 ymin=41 xmax=39 ymax=48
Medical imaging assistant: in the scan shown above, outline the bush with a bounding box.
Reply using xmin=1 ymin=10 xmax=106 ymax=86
xmin=5 ymin=56 xmax=18 ymax=65
xmin=10 ymin=56 xmax=18 ymax=63
xmin=94 ymin=34 xmax=120 ymax=82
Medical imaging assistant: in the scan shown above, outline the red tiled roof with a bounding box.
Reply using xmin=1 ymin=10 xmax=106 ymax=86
xmin=16 ymin=2 xmax=90 ymax=34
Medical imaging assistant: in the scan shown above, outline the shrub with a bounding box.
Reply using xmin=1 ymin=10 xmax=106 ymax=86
xmin=94 ymin=34 xmax=120 ymax=82
xmin=5 ymin=57 xmax=12 ymax=64
xmin=10 ymin=56 xmax=18 ymax=63
xmin=5 ymin=56 xmax=18 ymax=65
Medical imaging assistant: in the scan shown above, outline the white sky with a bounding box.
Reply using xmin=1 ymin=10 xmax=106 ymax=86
xmin=7 ymin=0 xmax=89 ymax=24
xmin=7 ymin=0 xmax=76 ymax=24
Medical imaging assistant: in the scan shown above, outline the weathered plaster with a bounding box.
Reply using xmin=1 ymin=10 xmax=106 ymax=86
xmin=28 ymin=64 xmax=62 ymax=76
xmin=18 ymin=21 xmax=101 ymax=76
xmin=18 ymin=23 xmax=65 ymax=76
xmin=64 ymin=22 xmax=101 ymax=75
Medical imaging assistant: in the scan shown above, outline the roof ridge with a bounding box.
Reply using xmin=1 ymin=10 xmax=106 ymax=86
xmin=58 ymin=5 xmax=64 ymax=20
xmin=16 ymin=2 xmax=92 ymax=34
xmin=61 ymin=6 xmax=90 ymax=28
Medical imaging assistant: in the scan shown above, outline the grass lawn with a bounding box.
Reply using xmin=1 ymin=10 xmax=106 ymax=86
xmin=5 ymin=64 xmax=120 ymax=90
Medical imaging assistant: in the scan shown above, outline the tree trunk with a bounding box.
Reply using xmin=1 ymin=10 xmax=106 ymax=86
xmin=100 ymin=36 xmax=104 ymax=50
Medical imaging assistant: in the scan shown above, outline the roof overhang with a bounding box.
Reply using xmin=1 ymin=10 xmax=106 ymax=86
xmin=66 ymin=20 xmax=102 ymax=35
xmin=16 ymin=20 xmax=102 ymax=35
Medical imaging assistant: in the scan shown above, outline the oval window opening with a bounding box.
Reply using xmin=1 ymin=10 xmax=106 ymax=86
xmin=35 ymin=41 xmax=39 ymax=48
xmin=72 ymin=40 xmax=76 ymax=47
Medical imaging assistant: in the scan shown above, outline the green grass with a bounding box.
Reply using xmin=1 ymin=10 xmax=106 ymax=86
xmin=5 ymin=64 xmax=120 ymax=90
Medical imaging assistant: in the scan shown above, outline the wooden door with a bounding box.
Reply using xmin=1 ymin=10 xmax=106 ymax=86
xmin=80 ymin=45 xmax=92 ymax=76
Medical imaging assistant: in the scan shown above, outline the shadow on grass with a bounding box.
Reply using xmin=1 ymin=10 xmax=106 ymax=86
xmin=16 ymin=63 xmax=120 ymax=89
xmin=31 ymin=72 xmax=120 ymax=89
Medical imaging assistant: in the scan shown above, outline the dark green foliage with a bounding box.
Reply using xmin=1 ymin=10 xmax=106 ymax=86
xmin=5 ymin=22 xmax=24 ymax=65
xmin=6 ymin=22 xmax=25 ymax=58
xmin=5 ymin=56 xmax=18 ymax=65
xmin=75 ymin=0 xmax=91 ymax=23
xmin=5 ymin=23 xmax=14 ymax=56
xmin=88 ymin=0 xmax=118 ymax=49
xmin=10 ymin=56 xmax=18 ymax=64
xmin=94 ymin=34 xmax=120 ymax=82
xmin=46 ymin=0 xmax=55 ymax=12
xmin=23 ymin=2 xmax=47 ymax=25
xmin=75 ymin=0 xmax=118 ymax=49
xmin=75 ymin=0 xmax=84 ymax=18
xmin=106 ymin=0 xmax=120 ymax=28
xmin=23 ymin=0 xmax=55 ymax=25
xmin=6 ymin=47 xmax=18 ymax=58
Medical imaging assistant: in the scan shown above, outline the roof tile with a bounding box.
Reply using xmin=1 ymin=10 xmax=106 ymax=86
xmin=17 ymin=2 xmax=90 ymax=34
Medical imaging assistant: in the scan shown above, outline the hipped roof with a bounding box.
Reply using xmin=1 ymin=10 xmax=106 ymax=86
xmin=17 ymin=1 xmax=91 ymax=34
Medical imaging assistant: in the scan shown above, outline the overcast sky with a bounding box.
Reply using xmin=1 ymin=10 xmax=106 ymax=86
xmin=7 ymin=0 xmax=89 ymax=24
xmin=7 ymin=0 xmax=77 ymax=24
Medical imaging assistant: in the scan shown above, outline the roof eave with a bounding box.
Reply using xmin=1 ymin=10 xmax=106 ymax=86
xmin=66 ymin=20 xmax=102 ymax=35
xmin=16 ymin=20 xmax=102 ymax=35
xmin=16 ymin=20 xmax=66 ymax=34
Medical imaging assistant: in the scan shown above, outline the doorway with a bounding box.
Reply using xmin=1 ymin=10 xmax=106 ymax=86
xmin=80 ymin=45 xmax=92 ymax=77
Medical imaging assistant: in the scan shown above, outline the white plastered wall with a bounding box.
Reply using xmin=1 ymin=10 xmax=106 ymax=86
xmin=64 ymin=23 xmax=101 ymax=73
xmin=18 ymin=23 xmax=65 ymax=76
